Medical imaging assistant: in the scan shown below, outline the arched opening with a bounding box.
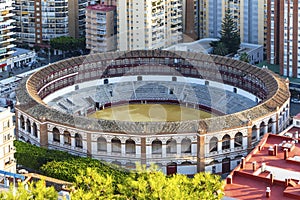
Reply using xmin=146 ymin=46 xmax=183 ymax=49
xmin=222 ymin=134 xmax=231 ymax=150
xmin=20 ymin=115 xmax=25 ymax=130
xmin=97 ymin=137 xmax=107 ymax=152
xmin=259 ymin=121 xmax=266 ymax=137
xmin=234 ymin=132 xmax=243 ymax=148
xmin=111 ymin=138 xmax=121 ymax=153
xmin=125 ymin=139 xmax=136 ymax=154
xmin=32 ymin=122 xmax=38 ymax=138
xmin=166 ymin=162 xmax=177 ymax=175
xmin=26 ymin=119 xmax=31 ymax=133
xmin=53 ymin=127 xmax=60 ymax=142
xmin=181 ymin=138 xmax=191 ymax=153
xmin=166 ymin=138 xmax=177 ymax=154
xmin=209 ymin=137 xmax=218 ymax=153
xmin=63 ymin=131 xmax=71 ymax=145
xmin=268 ymin=118 xmax=273 ymax=133
xmin=252 ymin=125 xmax=257 ymax=140
xmin=222 ymin=158 xmax=231 ymax=173
xmin=75 ymin=133 xmax=83 ymax=148
xmin=152 ymin=139 xmax=162 ymax=154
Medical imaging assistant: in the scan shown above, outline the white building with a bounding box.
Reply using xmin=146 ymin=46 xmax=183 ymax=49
xmin=0 ymin=0 xmax=16 ymax=71
xmin=117 ymin=0 xmax=183 ymax=51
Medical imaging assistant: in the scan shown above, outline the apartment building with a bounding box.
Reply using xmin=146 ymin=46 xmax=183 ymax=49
xmin=13 ymin=0 xmax=87 ymax=47
xmin=0 ymin=0 xmax=16 ymax=70
xmin=183 ymin=0 xmax=199 ymax=40
xmin=199 ymin=0 xmax=266 ymax=46
xmin=117 ymin=0 xmax=183 ymax=51
xmin=86 ymin=3 xmax=117 ymax=53
xmin=267 ymin=0 xmax=300 ymax=78
xmin=0 ymin=107 xmax=16 ymax=173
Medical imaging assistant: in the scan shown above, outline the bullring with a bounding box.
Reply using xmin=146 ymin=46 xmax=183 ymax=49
xmin=15 ymin=50 xmax=290 ymax=175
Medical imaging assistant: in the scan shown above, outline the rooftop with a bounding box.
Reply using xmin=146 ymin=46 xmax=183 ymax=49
xmin=225 ymin=133 xmax=300 ymax=199
xmin=86 ymin=4 xmax=116 ymax=12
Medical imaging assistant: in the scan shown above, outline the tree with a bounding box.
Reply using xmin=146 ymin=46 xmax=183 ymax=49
xmin=50 ymin=36 xmax=86 ymax=57
xmin=0 ymin=180 xmax=58 ymax=200
xmin=219 ymin=9 xmax=240 ymax=54
xmin=239 ymin=52 xmax=250 ymax=63
xmin=212 ymin=42 xmax=228 ymax=56
xmin=210 ymin=9 xmax=240 ymax=55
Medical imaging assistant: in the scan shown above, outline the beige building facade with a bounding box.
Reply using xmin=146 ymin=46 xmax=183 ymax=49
xmin=85 ymin=4 xmax=117 ymax=53
xmin=0 ymin=107 xmax=16 ymax=173
xmin=117 ymin=0 xmax=183 ymax=51
xmin=199 ymin=0 xmax=266 ymax=46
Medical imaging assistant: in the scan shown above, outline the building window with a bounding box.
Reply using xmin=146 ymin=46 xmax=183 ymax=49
xmin=234 ymin=132 xmax=243 ymax=148
xmin=181 ymin=138 xmax=191 ymax=153
xmin=209 ymin=137 xmax=218 ymax=153
xmin=125 ymin=139 xmax=135 ymax=154
xmin=32 ymin=122 xmax=38 ymax=138
xmin=166 ymin=139 xmax=177 ymax=154
xmin=111 ymin=138 xmax=121 ymax=153
xmin=53 ymin=127 xmax=60 ymax=142
xmin=222 ymin=135 xmax=231 ymax=150
xmin=63 ymin=131 xmax=71 ymax=145
xmin=75 ymin=133 xmax=83 ymax=148
xmin=97 ymin=137 xmax=107 ymax=152
xmin=152 ymin=139 xmax=162 ymax=154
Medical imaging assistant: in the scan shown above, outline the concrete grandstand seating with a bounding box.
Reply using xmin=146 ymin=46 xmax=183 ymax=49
xmin=48 ymin=81 xmax=257 ymax=116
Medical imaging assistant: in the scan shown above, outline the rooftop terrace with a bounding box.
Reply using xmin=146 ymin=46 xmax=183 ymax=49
xmin=225 ymin=133 xmax=300 ymax=199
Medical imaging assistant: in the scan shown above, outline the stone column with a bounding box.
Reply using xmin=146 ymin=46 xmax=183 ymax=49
xmin=197 ymin=134 xmax=205 ymax=172
xmin=177 ymin=142 xmax=181 ymax=155
xmin=121 ymin=142 xmax=126 ymax=156
xmin=162 ymin=143 xmax=167 ymax=158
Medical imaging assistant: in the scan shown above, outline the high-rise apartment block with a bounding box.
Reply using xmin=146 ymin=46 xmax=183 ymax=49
xmin=0 ymin=107 xmax=16 ymax=173
xmin=0 ymin=0 xmax=16 ymax=69
xmin=267 ymin=0 xmax=300 ymax=78
xmin=13 ymin=0 xmax=87 ymax=47
xmin=86 ymin=3 xmax=117 ymax=53
xmin=199 ymin=0 xmax=266 ymax=46
xmin=117 ymin=0 xmax=183 ymax=51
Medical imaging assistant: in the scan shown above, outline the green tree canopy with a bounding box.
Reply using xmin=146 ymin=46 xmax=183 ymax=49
xmin=239 ymin=52 xmax=250 ymax=63
xmin=0 ymin=180 xmax=57 ymax=200
xmin=219 ymin=10 xmax=240 ymax=54
xmin=210 ymin=9 xmax=240 ymax=55
xmin=50 ymin=36 xmax=85 ymax=54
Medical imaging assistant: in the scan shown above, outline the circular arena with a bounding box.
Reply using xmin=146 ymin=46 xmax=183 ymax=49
xmin=15 ymin=50 xmax=290 ymax=175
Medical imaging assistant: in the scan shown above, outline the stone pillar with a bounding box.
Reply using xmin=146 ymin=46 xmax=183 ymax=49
xmin=39 ymin=120 xmax=48 ymax=147
xmin=272 ymin=122 xmax=276 ymax=134
xmin=86 ymin=133 xmax=91 ymax=157
xmin=121 ymin=143 xmax=126 ymax=156
xmin=197 ymin=134 xmax=205 ymax=172
xmin=256 ymin=129 xmax=260 ymax=141
xmin=141 ymin=137 xmax=146 ymax=164
xmin=230 ymin=139 xmax=234 ymax=150
xmin=247 ymin=121 xmax=253 ymax=153
xmin=15 ymin=109 xmax=20 ymax=139
xmin=217 ymin=140 xmax=222 ymax=153
xmin=264 ymin=125 xmax=268 ymax=135
xmin=162 ymin=143 xmax=166 ymax=158
xmin=59 ymin=134 xmax=64 ymax=145
xmin=107 ymin=142 xmax=112 ymax=154
xmin=71 ymin=137 xmax=76 ymax=148
xmin=177 ymin=142 xmax=181 ymax=155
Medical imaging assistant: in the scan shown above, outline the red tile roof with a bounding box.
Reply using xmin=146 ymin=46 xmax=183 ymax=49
xmin=225 ymin=133 xmax=300 ymax=199
xmin=294 ymin=113 xmax=300 ymax=120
